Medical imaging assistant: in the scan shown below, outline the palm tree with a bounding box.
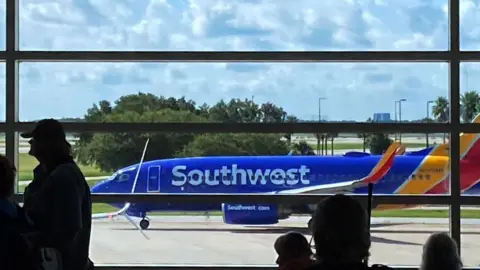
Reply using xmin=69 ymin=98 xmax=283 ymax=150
xmin=327 ymin=132 xmax=338 ymax=155
xmin=432 ymin=96 xmax=449 ymax=143
xmin=460 ymin=91 xmax=480 ymax=123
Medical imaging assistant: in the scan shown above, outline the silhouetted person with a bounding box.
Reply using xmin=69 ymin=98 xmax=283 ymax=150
xmin=0 ymin=154 xmax=18 ymax=219
xmin=420 ymin=232 xmax=462 ymax=270
xmin=22 ymin=119 xmax=93 ymax=270
xmin=274 ymin=231 xmax=314 ymax=270
xmin=307 ymin=194 xmax=393 ymax=270
xmin=0 ymin=154 xmax=34 ymax=269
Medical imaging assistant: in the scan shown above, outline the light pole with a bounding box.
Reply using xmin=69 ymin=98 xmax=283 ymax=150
xmin=426 ymin=100 xmax=434 ymax=147
xmin=318 ymin=97 xmax=326 ymax=122
xmin=318 ymin=97 xmax=326 ymax=155
xmin=394 ymin=101 xmax=398 ymax=141
xmin=396 ymin=99 xmax=406 ymax=143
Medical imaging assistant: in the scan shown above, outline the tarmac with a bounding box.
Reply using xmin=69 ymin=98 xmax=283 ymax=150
xmin=90 ymin=216 xmax=480 ymax=267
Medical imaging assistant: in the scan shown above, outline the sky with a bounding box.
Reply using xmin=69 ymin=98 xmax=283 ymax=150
xmin=0 ymin=0 xmax=479 ymax=121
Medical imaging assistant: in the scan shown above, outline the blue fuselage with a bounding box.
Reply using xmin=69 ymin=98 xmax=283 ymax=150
xmin=91 ymin=154 xmax=446 ymax=217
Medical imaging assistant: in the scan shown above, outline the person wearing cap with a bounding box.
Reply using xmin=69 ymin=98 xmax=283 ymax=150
xmin=274 ymin=231 xmax=314 ymax=270
xmin=21 ymin=119 xmax=93 ymax=270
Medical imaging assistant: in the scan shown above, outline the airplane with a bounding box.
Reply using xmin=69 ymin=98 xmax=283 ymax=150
xmin=90 ymin=113 xmax=480 ymax=232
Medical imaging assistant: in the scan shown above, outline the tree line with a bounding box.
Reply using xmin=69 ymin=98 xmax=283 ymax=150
xmin=71 ymin=91 xmax=479 ymax=173
xmin=73 ymin=93 xmax=306 ymax=172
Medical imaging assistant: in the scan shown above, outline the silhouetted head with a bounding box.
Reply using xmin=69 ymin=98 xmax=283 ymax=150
xmin=421 ymin=232 xmax=462 ymax=270
xmin=274 ymin=231 xmax=313 ymax=266
xmin=312 ymin=194 xmax=371 ymax=265
xmin=21 ymin=119 xmax=72 ymax=163
xmin=0 ymin=155 xmax=16 ymax=198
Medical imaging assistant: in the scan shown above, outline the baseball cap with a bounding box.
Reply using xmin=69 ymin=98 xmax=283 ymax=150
xmin=20 ymin=118 xmax=70 ymax=146
xmin=275 ymin=231 xmax=313 ymax=258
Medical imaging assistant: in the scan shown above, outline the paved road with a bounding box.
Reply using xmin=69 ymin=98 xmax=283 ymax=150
xmin=292 ymin=136 xmax=445 ymax=145
xmin=90 ymin=216 xmax=480 ymax=266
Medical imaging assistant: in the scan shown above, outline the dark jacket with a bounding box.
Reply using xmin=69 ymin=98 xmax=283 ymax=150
xmin=23 ymin=157 xmax=92 ymax=270
xmin=0 ymin=198 xmax=35 ymax=270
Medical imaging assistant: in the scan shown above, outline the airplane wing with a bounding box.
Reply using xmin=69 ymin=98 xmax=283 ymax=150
xmin=275 ymin=142 xmax=401 ymax=194
xmin=92 ymin=203 xmax=131 ymax=219
xmin=91 ymin=138 xmax=151 ymax=240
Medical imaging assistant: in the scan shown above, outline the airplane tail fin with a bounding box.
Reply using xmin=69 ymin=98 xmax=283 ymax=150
xmin=417 ymin=113 xmax=480 ymax=159
xmin=460 ymin=113 xmax=480 ymax=161
xmin=361 ymin=142 xmax=401 ymax=184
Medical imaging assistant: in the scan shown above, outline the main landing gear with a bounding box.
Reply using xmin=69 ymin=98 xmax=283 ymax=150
xmin=140 ymin=218 xmax=150 ymax=230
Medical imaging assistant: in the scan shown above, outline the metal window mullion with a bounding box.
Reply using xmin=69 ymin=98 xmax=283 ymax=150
xmin=11 ymin=122 xmax=462 ymax=134
xmin=13 ymin=51 xmax=453 ymax=62
xmin=449 ymin=0 xmax=461 ymax=254
xmin=6 ymin=0 xmax=19 ymax=193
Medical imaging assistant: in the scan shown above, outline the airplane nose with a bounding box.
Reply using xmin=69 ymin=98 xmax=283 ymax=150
xmin=91 ymin=181 xmax=108 ymax=193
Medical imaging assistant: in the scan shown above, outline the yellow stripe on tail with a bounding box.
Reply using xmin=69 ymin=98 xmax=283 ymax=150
xmin=425 ymin=113 xmax=480 ymax=158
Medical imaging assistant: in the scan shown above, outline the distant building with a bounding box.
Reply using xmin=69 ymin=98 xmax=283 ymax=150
xmin=373 ymin=113 xmax=392 ymax=122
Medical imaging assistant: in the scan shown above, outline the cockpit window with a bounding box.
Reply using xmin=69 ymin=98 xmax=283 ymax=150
xmin=117 ymin=173 xmax=130 ymax=182
xmin=107 ymin=172 xmax=118 ymax=181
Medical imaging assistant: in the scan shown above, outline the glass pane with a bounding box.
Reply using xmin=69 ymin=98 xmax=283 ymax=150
xmin=18 ymin=0 xmax=448 ymax=51
xmin=460 ymin=0 xmax=480 ymax=51
xmin=459 ymin=133 xmax=480 ymax=197
xmin=0 ymin=62 xmax=5 ymax=122
xmin=461 ymin=206 xmax=480 ymax=267
xmin=460 ymin=63 xmax=480 ymax=123
xmin=372 ymin=204 xmax=451 ymax=266
xmin=15 ymin=130 xmax=453 ymax=265
xmin=18 ymin=62 xmax=449 ymax=123
xmin=0 ymin=0 xmax=5 ymax=51
xmin=0 ymin=133 xmax=4 ymax=154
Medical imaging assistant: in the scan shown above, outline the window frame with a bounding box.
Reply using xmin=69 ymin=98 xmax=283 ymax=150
xmin=4 ymin=0 xmax=476 ymax=267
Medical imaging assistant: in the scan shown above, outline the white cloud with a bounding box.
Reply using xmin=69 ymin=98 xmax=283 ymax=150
xmin=0 ymin=0 xmax=478 ymax=121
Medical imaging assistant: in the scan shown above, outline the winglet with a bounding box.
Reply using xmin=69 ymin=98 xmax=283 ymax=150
xmin=361 ymin=142 xmax=401 ymax=184
xmin=396 ymin=144 xmax=406 ymax=155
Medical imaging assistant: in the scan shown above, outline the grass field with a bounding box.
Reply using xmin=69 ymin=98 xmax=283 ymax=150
xmin=308 ymin=142 xmax=427 ymax=150
xmin=17 ymin=153 xmax=108 ymax=181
